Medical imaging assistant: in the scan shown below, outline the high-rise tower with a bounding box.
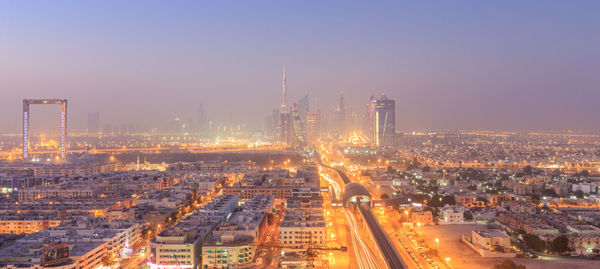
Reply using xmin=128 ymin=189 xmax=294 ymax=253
xmin=306 ymin=111 xmax=320 ymax=146
xmin=281 ymin=66 xmax=287 ymax=113
xmin=279 ymin=66 xmax=293 ymax=145
xmin=372 ymin=94 xmax=395 ymax=147
xmin=336 ymin=92 xmax=346 ymax=134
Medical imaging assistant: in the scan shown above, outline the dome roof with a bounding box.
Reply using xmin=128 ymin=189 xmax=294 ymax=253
xmin=342 ymin=182 xmax=372 ymax=207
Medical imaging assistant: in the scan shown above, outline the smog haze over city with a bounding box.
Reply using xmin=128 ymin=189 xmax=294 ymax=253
xmin=2 ymin=1 xmax=600 ymax=134
xmin=3 ymin=2 xmax=600 ymax=269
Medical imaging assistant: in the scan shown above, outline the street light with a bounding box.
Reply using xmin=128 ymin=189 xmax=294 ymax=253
xmin=435 ymin=237 xmax=439 ymax=248
xmin=445 ymin=257 xmax=451 ymax=266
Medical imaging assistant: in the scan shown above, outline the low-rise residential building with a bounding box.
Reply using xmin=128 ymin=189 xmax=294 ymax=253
xmin=412 ymin=210 xmax=433 ymax=225
xmin=202 ymin=233 xmax=255 ymax=269
xmin=222 ymin=186 xmax=291 ymax=201
xmin=441 ymin=205 xmax=464 ymax=223
xmin=279 ymin=209 xmax=326 ymax=249
xmin=149 ymin=195 xmax=237 ymax=269
xmin=279 ymin=189 xmax=326 ymax=250
xmin=0 ymin=213 xmax=61 ymax=234
xmin=462 ymin=229 xmax=516 ymax=258
xmin=568 ymin=234 xmax=600 ymax=255
xmin=502 ymin=200 xmax=537 ymax=214
xmin=566 ymin=225 xmax=600 ymax=235
xmin=18 ymin=186 xmax=94 ymax=201
xmin=149 ymin=227 xmax=204 ymax=268
xmin=0 ymin=217 xmax=146 ymax=269
xmin=523 ymin=224 xmax=560 ymax=236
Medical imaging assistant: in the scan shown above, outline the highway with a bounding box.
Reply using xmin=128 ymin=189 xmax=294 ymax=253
xmin=316 ymin=151 xmax=407 ymax=269
xmin=358 ymin=203 xmax=408 ymax=269
xmin=320 ymin=168 xmax=380 ymax=269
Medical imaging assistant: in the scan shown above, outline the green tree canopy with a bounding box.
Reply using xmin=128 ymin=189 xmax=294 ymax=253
xmin=523 ymin=234 xmax=545 ymax=252
xmin=548 ymin=235 xmax=568 ymax=253
xmin=493 ymin=259 xmax=526 ymax=269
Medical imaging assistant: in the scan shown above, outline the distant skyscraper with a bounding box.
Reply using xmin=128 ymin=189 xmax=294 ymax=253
xmin=373 ymin=94 xmax=395 ymax=147
xmin=306 ymin=111 xmax=320 ymax=146
xmin=264 ymin=109 xmax=280 ymax=139
xmin=87 ymin=112 xmax=100 ymax=134
xmin=279 ymin=66 xmax=294 ymax=145
xmin=291 ymin=103 xmax=305 ymax=147
xmin=336 ymin=92 xmax=346 ymax=135
xmin=102 ymin=123 xmax=113 ymax=134
xmin=297 ymin=94 xmax=309 ymax=121
xmin=364 ymin=96 xmax=375 ymax=141
xmin=198 ymin=104 xmax=207 ymax=134
xmin=271 ymin=109 xmax=280 ymax=137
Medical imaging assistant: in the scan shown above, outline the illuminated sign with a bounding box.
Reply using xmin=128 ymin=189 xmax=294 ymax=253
xmin=42 ymin=243 xmax=69 ymax=266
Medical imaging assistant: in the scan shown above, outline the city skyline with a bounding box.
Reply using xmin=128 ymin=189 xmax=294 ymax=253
xmin=2 ymin=1 xmax=600 ymax=133
xmin=3 ymin=2 xmax=600 ymax=268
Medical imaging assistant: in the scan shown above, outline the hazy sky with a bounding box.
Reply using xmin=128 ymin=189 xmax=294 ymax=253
xmin=1 ymin=1 xmax=599 ymax=134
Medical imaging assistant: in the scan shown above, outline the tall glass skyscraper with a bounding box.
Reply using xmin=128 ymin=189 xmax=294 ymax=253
xmin=373 ymin=94 xmax=395 ymax=147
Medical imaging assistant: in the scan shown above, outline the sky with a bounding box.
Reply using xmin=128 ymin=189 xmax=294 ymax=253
xmin=1 ymin=1 xmax=599 ymax=134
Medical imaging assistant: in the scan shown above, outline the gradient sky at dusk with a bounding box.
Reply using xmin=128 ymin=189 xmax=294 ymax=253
xmin=1 ymin=1 xmax=599 ymax=133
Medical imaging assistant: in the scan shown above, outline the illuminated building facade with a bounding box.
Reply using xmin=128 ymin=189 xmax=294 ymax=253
xmin=336 ymin=92 xmax=346 ymax=134
xmin=372 ymin=94 xmax=395 ymax=147
xmin=305 ymin=111 xmax=320 ymax=146
xmin=290 ymin=103 xmax=305 ymax=147
xmin=279 ymin=66 xmax=295 ymax=145
xmin=22 ymin=99 xmax=68 ymax=160
xmin=280 ymin=111 xmax=293 ymax=145
xmin=222 ymin=186 xmax=291 ymax=201
xmin=0 ymin=218 xmax=61 ymax=234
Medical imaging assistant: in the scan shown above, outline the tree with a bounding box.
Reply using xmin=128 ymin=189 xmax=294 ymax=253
xmin=493 ymin=259 xmax=526 ymax=269
xmin=522 ymin=165 xmax=533 ymax=175
xmin=548 ymin=235 xmax=568 ymax=253
xmin=427 ymin=195 xmax=456 ymax=207
xmin=463 ymin=211 xmax=473 ymax=220
xmin=541 ymin=188 xmax=557 ymax=197
xmin=523 ymin=234 xmax=545 ymax=252
xmin=574 ymin=190 xmax=585 ymax=199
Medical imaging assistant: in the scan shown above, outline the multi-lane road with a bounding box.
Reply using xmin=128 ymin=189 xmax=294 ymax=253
xmin=358 ymin=203 xmax=408 ymax=269
xmin=317 ymin=151 xmax=407 ymax=269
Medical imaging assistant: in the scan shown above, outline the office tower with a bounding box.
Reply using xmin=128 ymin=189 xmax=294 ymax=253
xmin=271 ymin=109 xmax=280 ymax=137
xmin=264 ymin=109 xmax=281 ymax=139
xmin=336 ymin=92 xmax=346 ymax=135
xmin=291 ymin=103 xmax=305 ymax=147
xmin=297 ymin=94 xmax=309 ymax=122
xmin=373 ymin=94 xmax=395 ymax=147
xmin=306 ymin=111 xmax=320 ymax=146
xmin=87 ymin=112 xmax=100 ymax=134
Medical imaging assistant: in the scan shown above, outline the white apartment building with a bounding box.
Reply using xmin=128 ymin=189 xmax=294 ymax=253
xmin=441 ymin=205 xmax=464 ymax=223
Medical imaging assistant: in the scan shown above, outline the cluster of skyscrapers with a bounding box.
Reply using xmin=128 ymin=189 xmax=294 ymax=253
xmin=265 ymin=68 xmax=396 ymax=149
